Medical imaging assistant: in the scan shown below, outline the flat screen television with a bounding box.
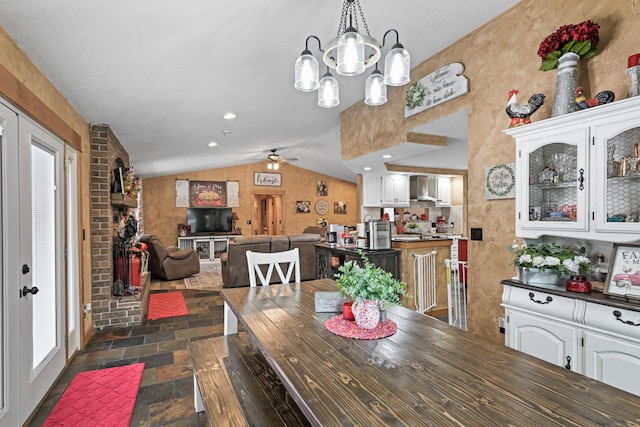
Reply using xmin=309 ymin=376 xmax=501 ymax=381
xmin=187 ymin=207 xmax=233 ymax=234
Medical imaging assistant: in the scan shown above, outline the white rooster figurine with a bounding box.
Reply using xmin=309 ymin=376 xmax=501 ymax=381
xmin=506 ymin=90 xmax=545 ymax=128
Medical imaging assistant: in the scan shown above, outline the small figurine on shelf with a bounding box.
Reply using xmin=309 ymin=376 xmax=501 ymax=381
xmin=122 ymin=166 xmax=140 ymax=200
xmin=505 ymin=90 xmax=545 ymax=128
xmin=574 ymin=86 xmax=615 ymax=110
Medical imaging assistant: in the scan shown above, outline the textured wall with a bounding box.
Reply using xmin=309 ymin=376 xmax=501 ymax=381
xmin=343 ymin=0 xmax=640 ymax=343
xmin=142 ymin=162 xmax=357 ymax=246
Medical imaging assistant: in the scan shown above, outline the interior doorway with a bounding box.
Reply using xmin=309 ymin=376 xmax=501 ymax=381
xmin=252 ymin=192 xmax=284 ymax=235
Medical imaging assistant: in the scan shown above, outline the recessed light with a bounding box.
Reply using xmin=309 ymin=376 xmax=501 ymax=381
xmin=382 ymin=154 xmax=393 ymax=159
xmin=208 ymin=142 xmax=218 ymax=147
xmin=224 ymin=113 xmax=236 ymax=120
xmin=363 ymin=166 xmax=372 ymax=171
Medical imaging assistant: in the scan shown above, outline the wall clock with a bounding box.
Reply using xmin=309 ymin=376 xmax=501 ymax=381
xmin=485 ymin=162 xmax=516 ymax=200
xmin=315 ymin=200 xmax=329 ymax=215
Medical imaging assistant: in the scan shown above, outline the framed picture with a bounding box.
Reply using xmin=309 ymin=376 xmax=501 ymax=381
xmin=317 ymin=180 xmax=328 ymax=196
xmin=254 ymin=172 xmax=281 ymax=186
xmin=334 ymin=201 xmax=347 ymax=214
xmin=189 ymin=181 xmax=226 ymax=207
xmin=604 ymin=243 xmax=640 ymax=299
xmin=485 ymin=162 xmax=516 ymax=200
xmin=296 ymin=200 xmax=311 ymax=213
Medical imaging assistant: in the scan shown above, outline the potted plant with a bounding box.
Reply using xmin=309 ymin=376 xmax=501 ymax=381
xmin=509 ymin=239 xmax=591 ymax=285
xmin=335 ymin=250 xmax=410 ymax=329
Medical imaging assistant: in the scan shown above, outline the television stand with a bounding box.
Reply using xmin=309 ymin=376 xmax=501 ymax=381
xmin=178 ymin=235 xmax=235 ymax=261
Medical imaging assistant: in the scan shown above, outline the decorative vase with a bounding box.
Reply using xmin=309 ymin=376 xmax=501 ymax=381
xmin=352 ymin=300 xmax=380 ymax=329
xmin=551 ymin=52 xmax=580 ymax=117
xmin=518 ymin=266 xmax=568 ymax=286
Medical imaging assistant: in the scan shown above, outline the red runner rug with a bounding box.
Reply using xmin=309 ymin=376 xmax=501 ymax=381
xmin=147 ymin=291 xmax=189 ymax=320
xmin=43 ymin=362 xmax=144 ymax=427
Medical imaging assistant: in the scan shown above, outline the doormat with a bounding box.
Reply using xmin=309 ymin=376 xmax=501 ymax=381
xmin=43 ymin=362 xmax=144 ymax=427
xmin=147 ymin=291 xmax=189 ymax=320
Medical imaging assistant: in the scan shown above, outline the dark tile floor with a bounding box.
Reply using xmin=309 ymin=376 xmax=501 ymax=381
xmin=28 ymin=288 xmax=225 ymax=427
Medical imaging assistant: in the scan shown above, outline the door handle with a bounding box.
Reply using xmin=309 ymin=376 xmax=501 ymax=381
xmin=22 ymin=285 xmax=39 ymax=297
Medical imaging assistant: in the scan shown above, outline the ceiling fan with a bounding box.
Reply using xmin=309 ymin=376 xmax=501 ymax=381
xmin=265 ymin=149 xmax=298 ymax=170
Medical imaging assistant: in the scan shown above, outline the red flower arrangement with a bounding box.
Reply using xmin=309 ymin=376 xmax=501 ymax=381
xmin=538 ymin=20 xmax=600 ymax=71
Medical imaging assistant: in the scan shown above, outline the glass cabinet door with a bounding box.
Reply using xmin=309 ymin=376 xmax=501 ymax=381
xmin=594 ymin=121 xmax=640 ymax=232
xmin=518 ymin=128 xmax=588 ymax=234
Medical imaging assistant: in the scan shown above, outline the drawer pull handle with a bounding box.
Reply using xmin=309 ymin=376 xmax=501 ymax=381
xmin=528 ymin=292 xmax=552 ymax=305
xmin=613 ymin=310 xmax=640 ymax=326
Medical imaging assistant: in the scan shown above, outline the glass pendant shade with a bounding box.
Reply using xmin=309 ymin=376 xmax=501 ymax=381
xmin=383 ymin=44 xmax=410 ymax=86
xmin=365 ymin=69 xmax=387 ymax=106
xmin=336 ymin=27 xmax=365 ymax=76
xmin=317 ymin=72 xmax=340 ymax=108
xmin=294 ymin=50 xmax=320 ymax=92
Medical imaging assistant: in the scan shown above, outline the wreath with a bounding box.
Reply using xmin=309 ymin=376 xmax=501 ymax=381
xmin=405 ymin=81 xmax=426 ymax=110
xmin=486 ymin=164 xmax=515 ymax=197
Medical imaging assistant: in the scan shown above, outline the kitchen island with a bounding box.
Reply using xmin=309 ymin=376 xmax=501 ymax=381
xmin=392 ymin=237 xmax=454 ymax=315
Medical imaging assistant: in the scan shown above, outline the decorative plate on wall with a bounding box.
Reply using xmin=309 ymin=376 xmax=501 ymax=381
xmin=315 ymin=200 xmax=329 ymax=215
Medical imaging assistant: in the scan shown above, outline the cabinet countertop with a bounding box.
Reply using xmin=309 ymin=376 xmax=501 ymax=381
xmin=502 ymin=279 xmax=640 ymax=313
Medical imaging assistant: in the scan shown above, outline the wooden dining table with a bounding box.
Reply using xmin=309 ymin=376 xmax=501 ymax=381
xmin=220 ymin=278 xmax=640 ymax=426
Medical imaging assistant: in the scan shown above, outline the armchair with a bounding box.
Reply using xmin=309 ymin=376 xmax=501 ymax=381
xmin=138 ymin=234 xmax=200 ymax=280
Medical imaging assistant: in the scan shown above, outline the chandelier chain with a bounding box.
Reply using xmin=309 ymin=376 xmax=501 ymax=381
xmin=355 ymin=0 xmax=372 ymax=37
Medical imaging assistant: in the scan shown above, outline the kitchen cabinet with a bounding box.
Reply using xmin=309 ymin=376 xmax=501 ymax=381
xmin=436 ymin=177 xmax=451 ymax=207
xmin=504 ymin=96 xmax=640 ymax=242
xmin=178 ymin=236 xmax=232 ymax=262
xmin=362 ymin=173 xmax=409 ymax=207
xmin=502 ymin=281 xmax=640 ymax=396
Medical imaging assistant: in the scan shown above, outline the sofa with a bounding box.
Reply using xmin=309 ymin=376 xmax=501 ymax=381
xmin=221 ymin=234 xmax=322 ymax=288
xmin=138 ymin=234 xmax=200 ymax=280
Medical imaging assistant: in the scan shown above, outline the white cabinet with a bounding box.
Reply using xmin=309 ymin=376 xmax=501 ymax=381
xmin=178 ymin=236 xmax=231 ymax=261
xmin=381 ymin=174 xmax=409 ymax=206
xmin=507 ymin=310 xmax=579 ymax=371
xmin=362 ymin=174 xmax=409 ymax=207
xmin=436 ymin=177 xmax=451 ymax=207
xmin=502 ymin=283 xmax=640 ymax=396
xmin=362 ymin=174 xmax=382 ymax=206
xmin=504 ymin=96 xmax=640 ymax=242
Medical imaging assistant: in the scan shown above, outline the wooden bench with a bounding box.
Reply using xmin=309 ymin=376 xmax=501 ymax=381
xmin=188 ymin=333 xmax=310 ymax=427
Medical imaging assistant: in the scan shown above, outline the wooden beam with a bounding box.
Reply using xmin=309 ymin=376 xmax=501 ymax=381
xmin=385 ymin=163 xmax=467 ymax=176
xmin=0 ymin=62 xmax=82 ymax=150
xmin=406 ymin=131 xmax=447 ymax=147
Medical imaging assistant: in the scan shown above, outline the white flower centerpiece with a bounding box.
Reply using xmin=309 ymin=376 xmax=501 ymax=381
xmin=509 ymin=239 xmax=591 ymax=286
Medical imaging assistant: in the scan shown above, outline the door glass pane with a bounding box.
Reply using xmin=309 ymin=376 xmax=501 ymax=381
xmin=528 ymin=143 xmax=578 ymax=222
xmin=605 ymin=128 xmax=640 ymax=222
xmin=0 ymin=122 xmax=5 ymax=411
xmin=31 ymin=143 xmax=57 ymax=369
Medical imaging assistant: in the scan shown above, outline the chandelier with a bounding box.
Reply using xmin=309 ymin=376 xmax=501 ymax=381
xmin=294 ymin=0 xmax=411 ymax=108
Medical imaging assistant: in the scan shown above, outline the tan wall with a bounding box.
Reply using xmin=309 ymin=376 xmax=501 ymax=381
xmin=142 ymin=162 xmax=357 ymax=246
xmin=0 ymin=26 xmax=94 ymax=345
xmin=342 ymin=0 xmax=640 ymax=343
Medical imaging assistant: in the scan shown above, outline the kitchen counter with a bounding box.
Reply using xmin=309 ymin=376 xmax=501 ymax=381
xmin=315 ymin=243 xmax=399 ymax=280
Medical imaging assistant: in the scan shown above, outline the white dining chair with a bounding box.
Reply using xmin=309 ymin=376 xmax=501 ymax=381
xmin=246 ymin=248 xmax=301 ymax=287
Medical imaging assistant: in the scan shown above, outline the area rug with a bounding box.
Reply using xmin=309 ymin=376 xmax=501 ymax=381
xmin=184 ymin=259 xmax=223 ymax=291
xmin=43 ymin=363 xmax=144 ymax=427
xmin=147 ymin=291 xmax=189 ymax=320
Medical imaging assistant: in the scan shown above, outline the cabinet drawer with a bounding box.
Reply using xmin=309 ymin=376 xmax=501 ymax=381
xmin=504 ymin=286 xmax=575 ymax=322
xmin=584 ymin=302 xmax=640 ymax=341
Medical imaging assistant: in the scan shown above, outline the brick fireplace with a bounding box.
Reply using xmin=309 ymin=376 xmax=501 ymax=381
xmin=90 ymin=124 xmax=147 ymax=328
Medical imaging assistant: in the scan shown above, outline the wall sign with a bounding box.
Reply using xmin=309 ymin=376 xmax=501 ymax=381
xmin=254 ymin=172 xmax=281 ymax=186
xmin=189 ymin=181 xmax=226 ymax=206
xmin=485 ymin=163 xmax=516 ymax=200
xmin=604 ymin=243 xmax=640 ymax=300
xmin=404 ymin=62 xmax=469 ymax=117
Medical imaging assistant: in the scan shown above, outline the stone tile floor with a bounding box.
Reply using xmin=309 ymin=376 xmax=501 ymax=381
xmin=27 ymin=287 xmax=224 ymax=427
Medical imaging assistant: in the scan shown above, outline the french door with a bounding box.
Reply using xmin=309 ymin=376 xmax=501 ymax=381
xmin=0 ymin=101 xmax=66 ymax=426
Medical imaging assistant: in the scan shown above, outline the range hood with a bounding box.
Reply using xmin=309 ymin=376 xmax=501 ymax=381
xmin=410 ymin=175 xmax=437 ymax=201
